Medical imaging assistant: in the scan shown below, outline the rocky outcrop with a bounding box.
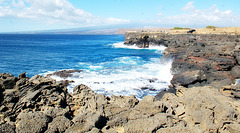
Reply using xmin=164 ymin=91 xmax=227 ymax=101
xmin=0 ymin=73 xmax=240 ymax=132
xmin=47 ymin=69 xmax=82 ymax=78
xmin=125 ymin=32 xmax=240 ymax=87
xmin=124 ymin=32 xmax=167 ymax=48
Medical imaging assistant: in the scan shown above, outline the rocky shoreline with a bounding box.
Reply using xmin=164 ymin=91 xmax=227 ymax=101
xmin=1 ymin=32 xmax=240 ymax=132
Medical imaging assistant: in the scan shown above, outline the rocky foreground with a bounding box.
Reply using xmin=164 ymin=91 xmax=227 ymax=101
xmin=1 ymin=73 xmax=240 ymax=133
xmin=1 ymin=31 xmax=240 ymax=133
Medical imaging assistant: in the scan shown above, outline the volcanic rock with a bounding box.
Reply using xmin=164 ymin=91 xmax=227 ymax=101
xmin=171 ymin=70 xmax=206 ymax=87
xmin=231 ymin=66 xmax=240 ymax=79
xmin=47 ymin=69 xmax=82 ymax=78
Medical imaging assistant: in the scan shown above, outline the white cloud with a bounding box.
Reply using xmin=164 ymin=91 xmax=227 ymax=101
xmin=157 ymin=1 xmax=240 ymax=27
xmin=0 ymin=0 xmax=130 ymax=27
xmin=182 ymin=1 xmax=195 ymax=11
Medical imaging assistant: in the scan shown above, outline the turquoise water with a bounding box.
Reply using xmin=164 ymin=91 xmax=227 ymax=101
xmin=0 ymin=34 xmax=172 ymax=99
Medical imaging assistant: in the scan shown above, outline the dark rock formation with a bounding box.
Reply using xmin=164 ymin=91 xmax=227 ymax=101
xmin=124 ymin=32 xmax=240 ymax=88
xmin=47 ymin=69 xmax=82 ymax=78
xmin=171 ymin=70 xmax=207 ymax=87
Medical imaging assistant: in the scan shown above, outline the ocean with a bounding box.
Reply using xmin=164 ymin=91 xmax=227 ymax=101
xmin=0 ymin=34 xmax=172 ymax=99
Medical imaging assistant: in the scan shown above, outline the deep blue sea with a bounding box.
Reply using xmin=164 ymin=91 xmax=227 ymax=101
xmin=0 ymin=34 xmax=172 ymax=99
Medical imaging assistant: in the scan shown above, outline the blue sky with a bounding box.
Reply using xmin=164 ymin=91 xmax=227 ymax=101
xmin=0 ymin=0 xmax=239 ymax=32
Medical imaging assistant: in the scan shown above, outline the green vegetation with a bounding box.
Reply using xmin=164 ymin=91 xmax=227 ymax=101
xmin=172 ymin=27 xmax=190 ymax=30
xmin=206 ymin=25 xmax=217 ymax=29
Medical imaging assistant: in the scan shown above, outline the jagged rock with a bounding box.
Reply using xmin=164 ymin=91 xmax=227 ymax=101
xmin=220 ymin=123 xmax=240 ymax=133
xmin=231 ymin=66 xmax=240 ymax=79
xmin=1 ymin=89 xmax=19 ymax=113
xmin=124 ymin=113 xmax=185 ymax=133
xmin=104 ymin=95 xmax=139 ymax=118
xmin=156 ymin=125 xmax=202 ymax=133
xmin=45 ymin=116 xmax=72 ymax=133
xmin=47 ymin=69 xmax=82 ymax=78
xmin=28 ymin=75 xmax=56 ymax=85
xmin=155 ymin=87 xmax=176 ymax=100
xmin=41 ymin=106 xmax=70 ymax=118
xmin=0 ymin=123 xmax=15 ymax=133
xmin=209 ymin=79 xmax=233 ymax=89
xmin=174 ymin=86 xmax=240 ymax=132
xmin=86 ymin=128 xmax=100 ymax=133
xmin=171 ymin=70 xmax=206 ymax=87
xmin=15 ymin=111 xmax=50 ymax=133
xmin=0 ymin=73 xmax=17 ymax=90
xmin=1 ymin=72 xmax=240 ymax=132
xmin=68 ymin=84 xmax=107 ymax=116
xmin=18 ymin=72 xmax=27 ymax=79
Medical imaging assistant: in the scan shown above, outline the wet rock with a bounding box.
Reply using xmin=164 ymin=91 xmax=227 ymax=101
xmin=47 ymin=69 xmax=82 ymax=78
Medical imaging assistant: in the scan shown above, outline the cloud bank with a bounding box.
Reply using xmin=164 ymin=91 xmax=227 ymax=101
xmin=157 ymin=1 xmax=240 ymax=27
xmin=0 ymin=0 xmax=130 ymax=27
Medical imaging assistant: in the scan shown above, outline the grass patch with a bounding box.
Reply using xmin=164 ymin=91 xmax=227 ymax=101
xmin=172 ymin=27 xmax=190 ymax=30
xmin=206 ymin=25 xmax=217 ymax=29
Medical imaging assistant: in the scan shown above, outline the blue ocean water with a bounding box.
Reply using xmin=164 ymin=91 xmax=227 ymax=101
xmin=0 ymin=34 xmax=172 ymax=99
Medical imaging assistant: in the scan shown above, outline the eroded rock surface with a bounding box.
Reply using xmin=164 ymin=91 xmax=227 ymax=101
xmin=0 ymin=73 xmax=240 ymax=132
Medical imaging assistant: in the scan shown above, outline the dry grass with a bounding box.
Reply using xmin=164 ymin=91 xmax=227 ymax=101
xmin=125 ymin=27 xmax=240 ymax=35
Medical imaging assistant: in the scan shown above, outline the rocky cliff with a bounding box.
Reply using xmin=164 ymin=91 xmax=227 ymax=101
xmin=125 ymin=32 xmax=240 ymax=88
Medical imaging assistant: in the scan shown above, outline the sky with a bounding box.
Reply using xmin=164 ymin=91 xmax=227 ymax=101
xmin=0 ymin=0 xmax=239 ymax=32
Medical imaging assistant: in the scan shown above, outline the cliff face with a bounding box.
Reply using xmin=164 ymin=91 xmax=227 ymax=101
xmin=124 ymin=32 xmax=166 ymax=48
xmin=124 ymin=32 xmax=240 ymax=88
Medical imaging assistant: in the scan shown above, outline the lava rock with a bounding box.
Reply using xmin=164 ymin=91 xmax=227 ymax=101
xmin=171 ymin=70 xmax=206 ymax=87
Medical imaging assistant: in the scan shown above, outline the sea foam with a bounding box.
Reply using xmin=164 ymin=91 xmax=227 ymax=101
xmin=49 ymin=42 xmax=172 ymax=99
xmin=112 ymin=42 xmax=167 ymax=51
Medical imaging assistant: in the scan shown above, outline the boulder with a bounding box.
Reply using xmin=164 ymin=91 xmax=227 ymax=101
xmin=0 ymin=73 xmax=17 ymax=90
xmin=231 ymin=66 xmax=240 ymax=79
xmin=15 ymin=111 xmax=50 ymax=133
xmin=28 ymin=75 xmax=56 ymax=85
xmin=0 ymin=123 xmax=15 ymax=133
xmin=124 ymin=113 xmax=185 ymax=133
xmin=171 ymin=70 xmax=206 ymax=87
xmin=45 ymin=116 xmax=72 ymax=133
xmin=18 ymin=72 xmax=27 ymax=79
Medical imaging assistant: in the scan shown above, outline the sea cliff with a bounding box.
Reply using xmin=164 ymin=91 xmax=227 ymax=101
xmin=125 ymin=31 xmax=240 ymax=88
xmin=1 ymin=31 xmax=240 ymax=132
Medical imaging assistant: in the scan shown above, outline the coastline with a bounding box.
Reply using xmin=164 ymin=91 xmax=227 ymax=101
xmin=1 ymin=30 xmax=240 ymax=132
